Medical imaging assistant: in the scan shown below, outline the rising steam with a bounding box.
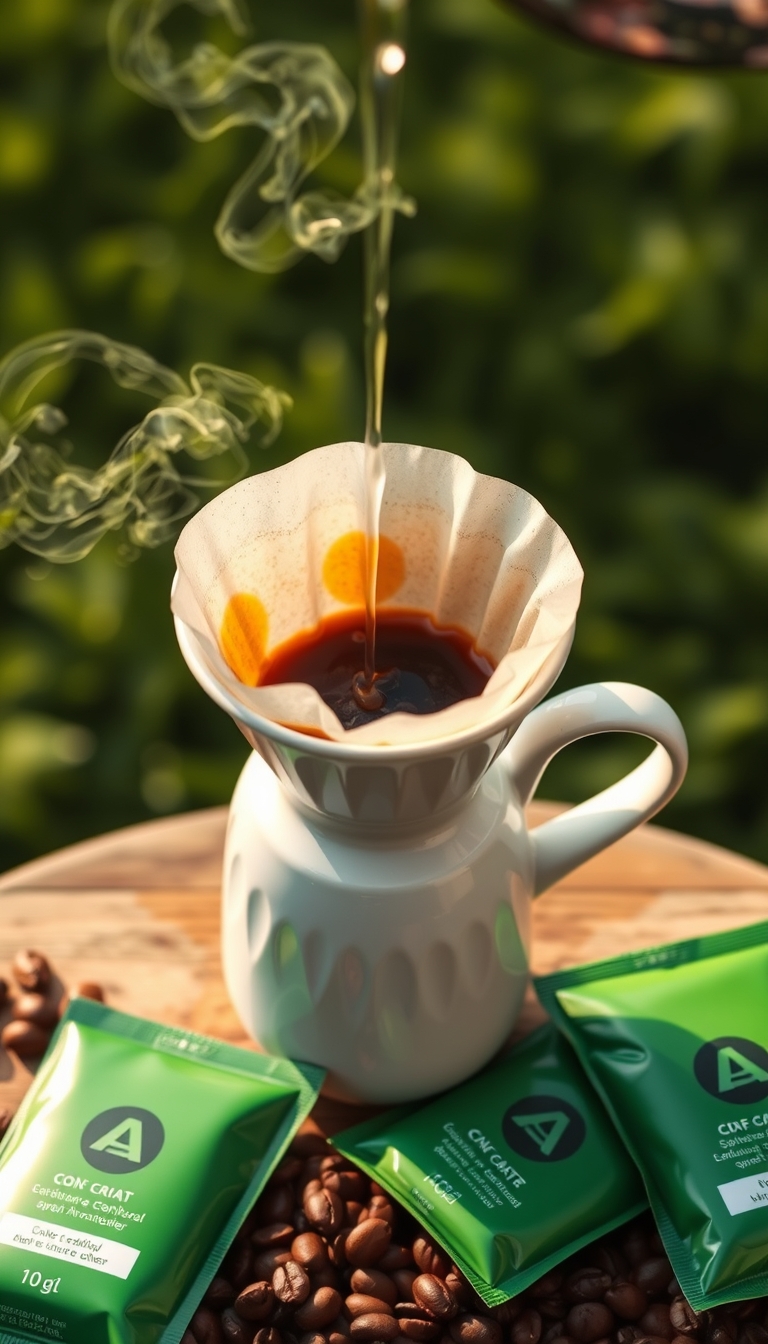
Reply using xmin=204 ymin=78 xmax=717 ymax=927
xmin=108 ymin=0 xmax=415 ymax=273
xmin=0 ymin=331 xmax=289 ymax=562
xmin=0 ymin=0 xmax=413 ymax=564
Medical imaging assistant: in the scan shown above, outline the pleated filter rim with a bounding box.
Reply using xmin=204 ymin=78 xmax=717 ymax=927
xmin=171 ymin=441 xmax=584 ymax=746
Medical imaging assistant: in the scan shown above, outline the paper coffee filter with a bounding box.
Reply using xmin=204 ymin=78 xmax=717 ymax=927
xmin=172 ymin=441 xmax=583 ymax=745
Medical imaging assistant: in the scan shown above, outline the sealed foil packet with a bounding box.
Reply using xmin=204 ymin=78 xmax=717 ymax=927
xmin=333 ymin=1023 xmax=646 ymax=1305
xmin=0 ymin=997 xmax=323 ymax=1344
xmin=536 ymin=920 xmax=768 ymax=1310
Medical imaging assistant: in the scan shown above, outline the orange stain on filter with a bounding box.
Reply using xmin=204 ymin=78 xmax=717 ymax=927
xmin=220 ymin=592 xmax=269 ymax=686
xmin=322 ymin=531 xmax=405 ymax=605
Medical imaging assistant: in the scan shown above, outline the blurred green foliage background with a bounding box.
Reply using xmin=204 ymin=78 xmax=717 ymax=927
xmin=3 ymin=0 xmax=768 ymax=870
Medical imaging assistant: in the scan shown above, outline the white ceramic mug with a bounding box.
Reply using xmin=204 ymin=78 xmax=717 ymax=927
xmin=175 ymin=610 xmax=687 ymax=1102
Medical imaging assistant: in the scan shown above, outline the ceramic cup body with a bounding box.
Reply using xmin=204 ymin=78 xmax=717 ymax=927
xmin=223 ymin=746 xmax=531 ymax=1101
xmin=176 ymin=615 xmax=688 ymax=1102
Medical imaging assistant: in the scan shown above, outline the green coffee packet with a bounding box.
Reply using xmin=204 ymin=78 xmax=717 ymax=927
xmin=333 ymin=1023 xmax=646 ymax=1307
xmin=0 ymin=997 xmax=323 ymax=1344
xmin=536 ymin=919 xmax=768 ymax=1311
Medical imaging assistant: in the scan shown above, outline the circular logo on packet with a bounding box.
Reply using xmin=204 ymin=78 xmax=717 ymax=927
xmin=81 ymin=1106 xmax=165 ymax=1174
xmin=694 ymin=1037 xmax=768 ymax=1104
xmin=502 ymin=1093 xmax=586 ymax=1162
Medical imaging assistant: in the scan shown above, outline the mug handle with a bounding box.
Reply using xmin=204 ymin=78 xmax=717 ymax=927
xmin=502 ymin=681 xmax=688 ymax=897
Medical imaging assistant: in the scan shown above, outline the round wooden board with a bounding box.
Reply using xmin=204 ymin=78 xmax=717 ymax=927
xmin=1 ymin=801 xmax=768 ymax=1134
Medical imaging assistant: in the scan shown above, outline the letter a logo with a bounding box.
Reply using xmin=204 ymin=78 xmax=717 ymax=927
xmin=502 ymin=1093 xmax=586 ymax=1162
xmin=90 ymin=1117 xmax=144 ymax=1163
xmin=694 ymin=1037 xmax=768 ymax=1105
xmin=81 ymin=1106 xmax=165 ymax=1174
xmin=510 ymin=1111 xmax=570 ymax=1157
xmin=717 ymin=1046 xmax=768 ymax=1093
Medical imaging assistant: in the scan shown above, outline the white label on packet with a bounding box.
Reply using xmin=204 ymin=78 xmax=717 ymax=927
xmin=718 ymin=1171 xmax=768 ymax=1215
xmin=0 ymin=1211 xmax=140 ymax=1279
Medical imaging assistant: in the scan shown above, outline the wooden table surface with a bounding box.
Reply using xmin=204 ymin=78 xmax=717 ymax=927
xmin=1 ymin=801 xmax=768 ymax=1133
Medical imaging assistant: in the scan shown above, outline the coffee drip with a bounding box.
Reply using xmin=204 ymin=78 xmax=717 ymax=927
xmin=353 ymin=0 xmax=411 ymax=715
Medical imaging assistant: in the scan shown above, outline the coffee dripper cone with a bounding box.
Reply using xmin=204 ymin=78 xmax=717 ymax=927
xmin=173 ymin=442 xmax=687 ymax=1101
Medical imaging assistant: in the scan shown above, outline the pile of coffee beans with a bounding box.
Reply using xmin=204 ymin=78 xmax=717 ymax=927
xmin=0 ymin=946 xmax=105 ymax=1138
xmin=183 ymin=1134 xmax=768 ymax=1344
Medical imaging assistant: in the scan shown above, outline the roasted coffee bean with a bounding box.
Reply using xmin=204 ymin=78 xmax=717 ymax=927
xmin=348 ymin=1202 xmax=367 ymax=1224
xmin=255 ymin=1330 xmax=283 ymax=1344
xmin=369 ymin=1195 xmax=397 ymax=1226
xmin=182 ymin=1332 xmax=198 ymax=1344
xmin=449 ymin=1314 xmax=503 ymax=1344
xmin=739 ymin=1327 xmax=768 ymax=1344
xmin=537 ymin=1299 xmax=568 ymax=1322
xmin=304 ymin=1158 xmax=328 ymax=1181
xmin=273 ymin=1157 xmax=303 ymax=1184
xmin=544 ymin=1326 xmax=575 ymax=1344
xmin=640 ymin=1305 xmax=674 ymax=1341
xmin=1 ymin=1019 xmax=51 ymax=1057
xmin=605 ymin=1283 xmax=648 ymax=1321
xmin=708 ymin=1319 xmax=739 ymax=1344
xmin=565 ymin=1270 xmax=612 ymax=1304
xmin=594 ymin=1247 xmax=629 ymax=1278
xmin=346 ymin=1218 xmax=392 ymax=1267
xmin=444 ymin=1274 xmax=470 ymax=1309
xmin=615 ymin=1329 xmax=642 ymax=1344
xmin=511 ymin=1309 xmax=542 ymax=1344
xmin=305 ymin=1189 xmax=345 ymax=1237
xmin=566 ymin=1303 xmax=615 ymax=1343
xmin=191 ymin=1306 xmax=225 ymax=1344
xmin=222 ymin=1307 xmax=257 ymax=1343
xmin=274 ymin=1261 xmax=311 ymax=1307
xmin=324 ymin=1170 xmax=369 ymax=1202
xmin=329 ymin=1232 xmax=350 ymax=1269
xmin=394 ymin=1270 xmax=419 ymax=1300
xmin=12 ymin=949 xmax=51 ymax=992
xmin=399 ymin=1318 xmax=443 ymax=1341
xmin=633 ymin=1335 xmax=671 ymax=1344
xmin=71 ymin=980 xmax=105 ymax=1002
xmin=235 ymin=1282 xmax=276 ymax=1322
xmin=490 ymin=1302 xmax=520 ymax=1327
xmin=531 ymin=1272 xmax=564 ymax=1297
xmin=254 ymin=1223 xmax=296 ymax=1249
xmin=295 ymin=1287 xmax=344 ymax=1331
xmin=320 ymin=1155 xmax=348 ymax=1176
xmin=350 ymin=1313 xmax=401 ymax=1341
xmin=224 ymin=1242 xmax=255 ymax=1290
xmin=261 ymin=1185 xmax=298 ymax=1224
xmin=294 ymin=1233 xmax=330 ymax=1273
xmin=330 ymin=1318 xmax=351 ymax=1343
xmin=298 ymin=1333 xmax=327 ymax=1344
xmin=346 ymin=1294 xmax=395 ymax=1318
xmin=303 ymin=1179 xmax=325 ymax=1201
xmin=633 ymin=1260 xmax=674 ymax=1297
xmin=312 ymin=1265 xmax=341 ymax=1292
xmin=0 ymin=1106 xmax=14 ymax=1139
xmin=205 ymin=1277 xmax=236 ymax=1309
xmin=412 ymin=1275 xmax=458 ymax=1322
xmin=670 ymin=1305 xmax=703 ymax=1339
xmin=0 ymin=977 xmax=8 ymax=1007
xmin=254 ymin=1248 xmax=293 ymax=1280
xmin=379 ymin=1244 xmax=414 ymax=1272
xmin=413 ymin=1238 xmax=451 ymax=1280
xmin=395 ymin=1303 xmax=434 ymax=1322
xmin=623 ymin=1231 xmax=651 ymax=1268
xmin=350 ymin=1269 xmax=398 ymax=1307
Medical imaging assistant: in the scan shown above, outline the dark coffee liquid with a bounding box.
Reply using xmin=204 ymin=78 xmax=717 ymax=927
xmin=259 ymin=609 xmax=495 ymax=730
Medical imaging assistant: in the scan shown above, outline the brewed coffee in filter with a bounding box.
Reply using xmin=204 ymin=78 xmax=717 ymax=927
xmin=171 ymin=440 xmax=583 ymax=745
